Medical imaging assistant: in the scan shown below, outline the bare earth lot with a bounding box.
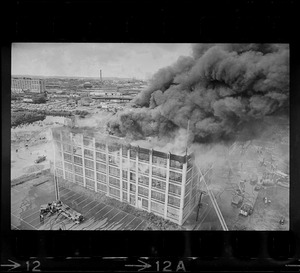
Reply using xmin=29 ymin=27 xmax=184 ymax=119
xmin=11 ymin=116 xmax=64 ymax=179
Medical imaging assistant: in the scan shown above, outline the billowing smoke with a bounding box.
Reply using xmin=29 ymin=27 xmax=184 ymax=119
xmin=108 ymin=44 xmax=289 ymax=144
xmin=76 ymin=112 xmax=114 ymax=132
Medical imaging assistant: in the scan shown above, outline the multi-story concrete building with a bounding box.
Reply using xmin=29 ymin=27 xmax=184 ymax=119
xmin=51 ymin=127 xmax=200 ymax=225
xmin=11 ymin=77 xmax=46 ymax=93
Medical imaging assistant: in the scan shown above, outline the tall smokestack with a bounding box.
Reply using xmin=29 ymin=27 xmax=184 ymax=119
xmin=100 ymin=69 xmax=102 ymax=82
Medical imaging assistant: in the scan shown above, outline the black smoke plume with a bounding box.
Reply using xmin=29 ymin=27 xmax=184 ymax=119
xmin=108 ymin=44 xmax=289 ymax=143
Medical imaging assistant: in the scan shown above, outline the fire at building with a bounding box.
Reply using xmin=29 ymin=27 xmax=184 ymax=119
xmin=51 ymin=127 xmax=201 ymax=226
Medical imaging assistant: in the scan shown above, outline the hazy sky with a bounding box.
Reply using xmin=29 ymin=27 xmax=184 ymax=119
xmin=12 ymin=43 xmax=192 ymax=79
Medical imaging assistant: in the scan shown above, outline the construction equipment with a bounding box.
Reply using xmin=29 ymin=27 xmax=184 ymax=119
xmin=40 ymin=200 xmax=62 ymax=216
xmin=59 ymin=203 xmax=84 ymax=224
xmin=40 ymin=204 xmax=51 ymax=215
xmin=232 ymin=179 xmax=245 ymax=207
xmin=239 ymin=203 xmax=253 ymax=217
xmin=231 ymin=194 xmax=243 ymax=207
xmin=40 ymin=200 xmax=83 ymax=224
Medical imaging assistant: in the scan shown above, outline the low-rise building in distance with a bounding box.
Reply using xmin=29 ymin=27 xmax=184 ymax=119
xmin=11 ymin=77 xmax=46 ymax=93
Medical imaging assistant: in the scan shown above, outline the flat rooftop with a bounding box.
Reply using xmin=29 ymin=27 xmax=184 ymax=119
xmin=52 ymin=126 xmax=193 ymax=160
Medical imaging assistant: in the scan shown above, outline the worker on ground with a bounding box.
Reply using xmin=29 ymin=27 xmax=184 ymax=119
xmin=49 ymin=203 xmax=54 ymax=214
xmin=40 ymin=213 xmax=44 ymax=224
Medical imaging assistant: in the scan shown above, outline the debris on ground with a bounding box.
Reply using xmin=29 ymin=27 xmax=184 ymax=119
xmin=23 ymin=164 xmax=45 ymax=174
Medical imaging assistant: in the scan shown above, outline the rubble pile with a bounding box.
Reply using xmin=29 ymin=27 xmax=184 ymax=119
xmin=12 ymin=100 xmax=77 ymax=113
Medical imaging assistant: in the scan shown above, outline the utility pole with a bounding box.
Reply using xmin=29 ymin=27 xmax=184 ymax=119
xmin=53 ymin=166 xmax=60 ymax=201
xmin=185 ymin=119 xmax=190 ymax=156
xmin=196 ymin=191 xmax=205 ymax=222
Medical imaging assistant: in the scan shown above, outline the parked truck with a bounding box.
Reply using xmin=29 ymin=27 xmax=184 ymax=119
xmin=40 ymin=200 xmax=83 ymax=224
xmin=239 ymin=203 xmax=253 ymax=217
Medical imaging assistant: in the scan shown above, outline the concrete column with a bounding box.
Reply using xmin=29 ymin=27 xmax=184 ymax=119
xmin=127 ymin=146 xmax=130 ymax=203
xmin=52 ymin=130 xmax=56 ymax=173
xmin=52 ymin=130 xmax=60 ymax=201
xmin=119 ymin=146 xmax=122 ymax=201
xmin=179 ymin=159 xmax=187 ymax=225
xmin=164 ymin=153 xmax=170 ymax=219
xmin=93 ymin=137 xmax=97 ymax=192
xmin=61 ymin=131 xmax=66 ymax=180
xmin=81 ymin=134 xmax=86 ymax=188
xmin=70 ymin=132 xmax=75 ymax=183
xmin=148 ymin=149 xmax=153 ymax=212
xmin=135 ymin=147 xmax=139 ymax=207
xmin=106 ymin=142 xmax=109 ymax=196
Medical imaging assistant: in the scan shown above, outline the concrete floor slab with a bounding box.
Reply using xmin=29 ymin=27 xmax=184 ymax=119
xmin=123 ymin=217 xmax=142 ymax=230
xmin=12 ymin=180 xmax=151 ymax=230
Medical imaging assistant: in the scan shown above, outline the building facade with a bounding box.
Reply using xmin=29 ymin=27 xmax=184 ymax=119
xmin=51 ymin=128 xmax=200 ymax=225
xmin=11 ymin=77 xmax=46 ymax=93
xmin=89 ymin=89 xmax=121 ymax=96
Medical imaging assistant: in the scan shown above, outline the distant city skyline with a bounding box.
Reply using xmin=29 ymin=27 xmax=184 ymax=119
xmin=12 ymin=43 xmax=192 ymax=80
xmin=11 ymin=74 xmax=146 ymax=81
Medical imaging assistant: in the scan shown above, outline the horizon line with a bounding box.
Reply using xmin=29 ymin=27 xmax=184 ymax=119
xmin=11 ymin=74 xmax=147 ymax=80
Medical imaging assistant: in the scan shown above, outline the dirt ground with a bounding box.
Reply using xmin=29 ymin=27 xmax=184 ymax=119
xmin=11 ymin=116 xmax=65 ymax=180
xmin=197 ymin=116 xmax=290 ymax=230
xmin=247 ymin=185 xmax=289 ymax=230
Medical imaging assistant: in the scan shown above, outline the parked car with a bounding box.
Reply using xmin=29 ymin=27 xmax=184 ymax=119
xmin=35 ymin=155 xmax=46 ymax=163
